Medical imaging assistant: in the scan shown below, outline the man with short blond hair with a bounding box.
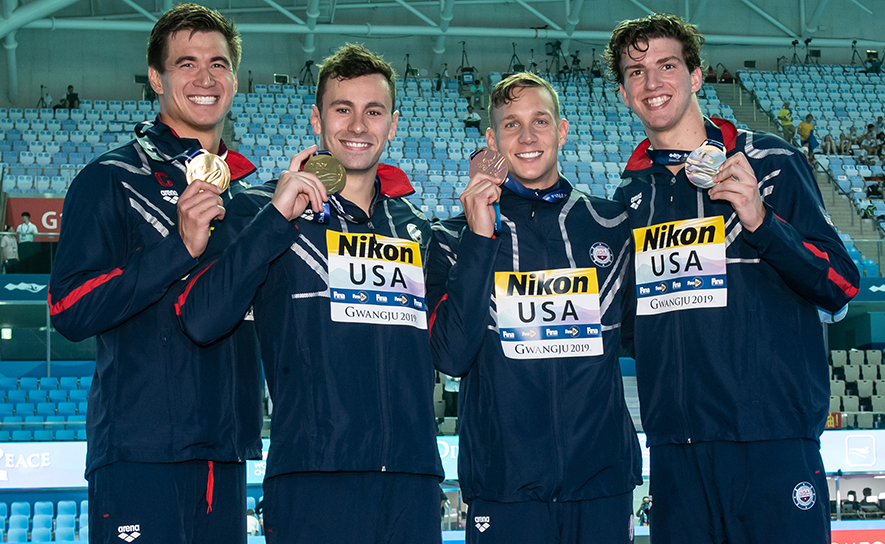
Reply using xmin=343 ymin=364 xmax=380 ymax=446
xmin=426 ymin=71 xmax=641 ymax=543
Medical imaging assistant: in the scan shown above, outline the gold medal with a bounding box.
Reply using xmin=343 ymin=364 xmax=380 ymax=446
xmin=303 ymin=154 xmax=347 ymax=195
xmin=186 ymin=151 xmax=231 ymax=192
xmin=469 ymin=147 xmax=508 ymax=185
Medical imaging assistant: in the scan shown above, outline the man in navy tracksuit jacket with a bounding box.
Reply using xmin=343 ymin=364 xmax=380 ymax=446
xmin=49 ymin=6 xmax=261 ymax=543
xmin=426 ymin=73 xmax=641 ymax=544
xmin=606 ymin=14 xmax=860 ymax=543
xmin=175 ymin=44 xmax=444 ymax=544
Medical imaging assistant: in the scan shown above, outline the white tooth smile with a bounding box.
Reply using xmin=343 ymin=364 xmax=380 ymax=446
xmin=646 ymin=96 xmax=670 ymax=107
xmin=343 ymin=142 xmax=370 ymax=148
xmin=515 ymin=151 xmax=542 ymax=158
xmin=189 ymin=96 xmax=217 ymax=105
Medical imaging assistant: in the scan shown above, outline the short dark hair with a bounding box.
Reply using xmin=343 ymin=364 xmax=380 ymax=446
xmin=147 ymin=3 xmax=241 ymax=74
xmin=488 ymin=72 xmax=560 ymax=128
xmin=315 ymin=44 xmax=396 ymax=113
xmin=21 ymin=212 xmax=30 ymax=219
xmin=604 ymin=13 xmax=705 ymax=85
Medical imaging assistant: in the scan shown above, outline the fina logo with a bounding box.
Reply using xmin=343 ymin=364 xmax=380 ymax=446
xmin=4 ymin=282 xmax=46 ymax=293
xmin=792 ymin=482 xmax=816 ymax=510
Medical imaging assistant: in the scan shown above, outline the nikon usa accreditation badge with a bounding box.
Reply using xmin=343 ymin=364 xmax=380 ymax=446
xmin=495 ymin=268 xmax=602 ymax=360
xmin=326 ymin=231 xmax=427 ymax=329
xmin=633 ymin=216 xmax=727 ymax=316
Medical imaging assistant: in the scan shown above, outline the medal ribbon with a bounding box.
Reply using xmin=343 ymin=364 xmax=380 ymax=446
xmin=493 ymin=175 xmax=571 ymax=233
xmin=502 ymin=175 xmax=571 ymax=203
xmin=646 ymin=139 xmax=724 ymax=166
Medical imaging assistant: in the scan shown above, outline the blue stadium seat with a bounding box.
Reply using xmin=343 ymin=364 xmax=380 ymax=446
xmin=31 ymin=527 xmax=52 ymax=542
xmin=36 ymin=403 xmax=56 ymax=417
xmin=69 ymin=390 xmax=88 ymax=403
xmin=28 ymin=390 xmax=47 ymax=403
xmin=33 ymin=512 xmax=53 ymax=528
xmin=33 ymin=429 xmax=53 ymax=441
xmin=6 ymin=527 xmax=27 ymax=542
xmin=18 ymin=377 xmax=37 ymax=390
xmin=14 ymin=403 xmax=34 ymax=416
xmin=55 ymin=429 xmax=76 ymax=441
xmin=66 ymin=416 xmax=85 ymax=430
xmin=38 ymin=377 xmax=58 ymax=391
xmin=57 ymin=509 xmax=77 ymax=526
xmin=11 ymin=430 xmax=31 ymax=441
xmin=6 ymin=390 xmax=27 ymax=404
xmin=79 ymin=526 xmax=89 ymax=541
xmin=48 ymin=390 xmax=68 ymax=403
xmin=9 ymin=502 xmax=29 ymax=518
xmin=56 ymin=526 xmax=76 ymax=542
xmin=59 ymin=377 xmax=79 ymax=391
xmin=45 ymin=415 xmax=65 ymax=430
xmin=0 ymin=378 xmax=17 ymax=391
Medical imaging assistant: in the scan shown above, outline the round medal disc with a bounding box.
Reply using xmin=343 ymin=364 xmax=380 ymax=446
xmin=685 ymin=143 xmax=726 ymax=189
xmin=469 ymin=147 xmax=508 ymax=186
xmin=303 ymin=154 xmax=347 ymax=195
xmin=186 ymin=151 xmax=231 ymax=192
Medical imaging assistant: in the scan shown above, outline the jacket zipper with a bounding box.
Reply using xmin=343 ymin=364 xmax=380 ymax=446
xmin=369 ymin=220 xmax=392 ymax=470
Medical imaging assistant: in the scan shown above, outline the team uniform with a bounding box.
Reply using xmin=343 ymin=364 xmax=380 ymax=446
xmin=49 ymin=119 xmax=262 ymax=544
xmin=175 ymin=164 xmax=445 ymax=544
xmin=613 ymin=118 xmax=860 ymax=543
xmin=426 ymin=177 xmax=642 ymax=544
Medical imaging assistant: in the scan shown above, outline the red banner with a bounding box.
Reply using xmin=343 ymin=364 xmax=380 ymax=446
xmin=831 ymin=529 xmax=885 ymax=544
xmin=5 ymin=196 xmax=66 ymax=240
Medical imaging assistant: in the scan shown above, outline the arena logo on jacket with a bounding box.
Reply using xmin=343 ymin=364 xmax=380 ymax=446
xmin=495 ymin=268 xmax=602 ymax=359
xmin=633 ymin=216 xmax=727 ymax=315
xmin=327 ymin=231 xmax=427 ymax=329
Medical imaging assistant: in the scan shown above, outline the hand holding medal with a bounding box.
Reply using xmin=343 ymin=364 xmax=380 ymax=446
xmin=707 ymin=150 xmax=767 ymax=233
xmin=272 ymin=145 xmax=330 ymax=222
xmin=463 ymin=147 xmax=506 ymax=237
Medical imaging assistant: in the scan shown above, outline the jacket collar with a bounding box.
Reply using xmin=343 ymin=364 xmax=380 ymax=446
xmin=136 ymin=117 xmax=256 ymax=182
xmin=625 ymin=117 xmax=738 ymax=175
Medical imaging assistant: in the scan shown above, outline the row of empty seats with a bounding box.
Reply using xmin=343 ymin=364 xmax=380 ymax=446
xmin=0 ymin=500 xmax=88 ymax=542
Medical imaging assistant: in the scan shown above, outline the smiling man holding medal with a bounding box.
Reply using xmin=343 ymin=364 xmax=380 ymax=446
xmin=175 ymin=43 xmax=444 ymax=544
xmin=49 ymin=4 xmax=261 ymax=544
xmin=606 ymin=13 xmax=860 ymax=543
xmin=425 ymin=72 xmax=641 ymax=544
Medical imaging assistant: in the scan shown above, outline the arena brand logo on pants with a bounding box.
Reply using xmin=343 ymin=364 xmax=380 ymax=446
xmin=117 ymin=525 xmax=141 ymax=542
xmin=474 ymin=516 xmax=490 ymax=532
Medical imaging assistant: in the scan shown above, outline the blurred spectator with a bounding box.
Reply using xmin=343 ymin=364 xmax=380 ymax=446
xmin=636 ymin=496 xmax=651 ymax=526
xmin=443 ymin=374 xmax=460 ymax=417
xmin=463 ymin=105 xmax=481 ymax=130
xmin=778 ymin=101 xmax=795 ymax=144
xmin=16 ymin=212 xmax=37 ymax=243
xmin=1 ymin=226 xmax=18 ymax=273
xmin=54 ymin=85 xmax=79 ymax=110
xmin=246 ymin=508 xmax=261 ymax=536
xmin=822 ymin=134 xmax=838 ymax=155
xmin=704 ymin=65 xmax=717 ymax=83
xmin=797 ymin=114 xmax=817 ymax=159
